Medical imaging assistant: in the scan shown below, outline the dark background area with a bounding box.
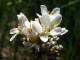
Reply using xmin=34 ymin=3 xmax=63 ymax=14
xmin=0 ymin=0 xmax=80 ymax=60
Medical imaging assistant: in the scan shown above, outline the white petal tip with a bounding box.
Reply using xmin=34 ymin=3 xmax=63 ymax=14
xmin=10 ymin=39 xmax=13 ymax=42
xmin=36 ymin=13 xmax=41 ymax=17
xmin=17 ymin=14 xmax=22 ymax=20
xmin=10 ymin=37 xmax=14 ymax=42
xmin=10 ymin=34 xmax=18 ymax=42
xmin=61 ymin=28 xmax=68 ymax=35
xmin=40 ymin=36 xmax=48 ymax=42
xmin=17 ymin=12 xmax=27 ymax=20
xmin=10 ymin=28 xmax=19 ymax=34
xmin=40 ymin=5 xmax=48 ymax=15
xmin=40 ymin=5 xmax=46 ymax=7
xmin=51 ymin=8 xmax=60 ymax=14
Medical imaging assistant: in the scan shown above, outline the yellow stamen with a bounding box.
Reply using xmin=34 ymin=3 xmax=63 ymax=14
xmin=18 ymin=26 xmax=22 ymax=34
xmin=42 ymin=25 xmax=47 ymax=31
xmin=49 ymin=24 xmax=54 ymax=30
xmin=56 ymin=24 xmax=60 ymax=27
xmin=28 ymin=24 xmax=32 ymax=32
xmin=50 ymin=47 xmax=57 ymax=52
xmin=38 ymin=17 xmax=41 ymax=24
xmin=48 ymin=11 xmax=50 ymax=15
xmin=22 ymin=37 xmax=26 ymax=41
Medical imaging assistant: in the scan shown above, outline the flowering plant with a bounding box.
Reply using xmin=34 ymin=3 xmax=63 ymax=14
xmin=10 ymin=5 xmax=68 ymax=55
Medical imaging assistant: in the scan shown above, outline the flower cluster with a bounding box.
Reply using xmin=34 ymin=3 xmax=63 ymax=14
xmin=10 ymin=5 xmax=68 ymax=54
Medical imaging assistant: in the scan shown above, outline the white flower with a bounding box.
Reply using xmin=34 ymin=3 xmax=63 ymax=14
xmin=10 ymin=12 xmax=30 ymax=41
xmin=10 ymin=5 xmax=68 ymax=43
xmin=36 ymin=5 xmax=68 ymax=42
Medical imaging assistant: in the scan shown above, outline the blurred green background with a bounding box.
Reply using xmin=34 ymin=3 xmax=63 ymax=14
xmin=0 ymin=0 xmax=80 ymax=60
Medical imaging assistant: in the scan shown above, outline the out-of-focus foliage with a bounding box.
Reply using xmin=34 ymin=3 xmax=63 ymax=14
xmin=0 ymin=0 xmax=80 ymax=60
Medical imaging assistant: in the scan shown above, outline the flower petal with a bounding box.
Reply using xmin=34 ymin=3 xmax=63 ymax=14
xmin=31 ymin=20 xmax=42 ymax=34
xmin=10 ymin=28 xmax=19 ymax=34
xmin=60 ymin=28 xmax=68 ymax=35
xmin=40 ymin=5 xmax=48 ymax=15
xmin=50 ymin=27 xmax=68 ymax=36
xmin=36 ymin=13 xmax=41 ymax=18
xmin=50 ymin=14 xmax=62 ymax=25
xmin=40 ymin=36 xmax=48 ymax=42
xmin=51 ymin=8 xmax=60 ymax=15
xmin=21 ymin=27 xmax=28 ymax=36
xmin=40 ymin=14 xmax=50 ymax=28
xmin=50 ymin=27 xmax=62 ymax=36
xmin=24 ymin=21 xmax=30 ymax=28
xmin=17 ymin=12 xmax=28 ymax=21
xmin=17 ymin=12 xmax=29 ymax=27
xmin=10 ymin=33 xmax=18 ymax=42
xmin=40 ymin=5 xmax=50 ymax=28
